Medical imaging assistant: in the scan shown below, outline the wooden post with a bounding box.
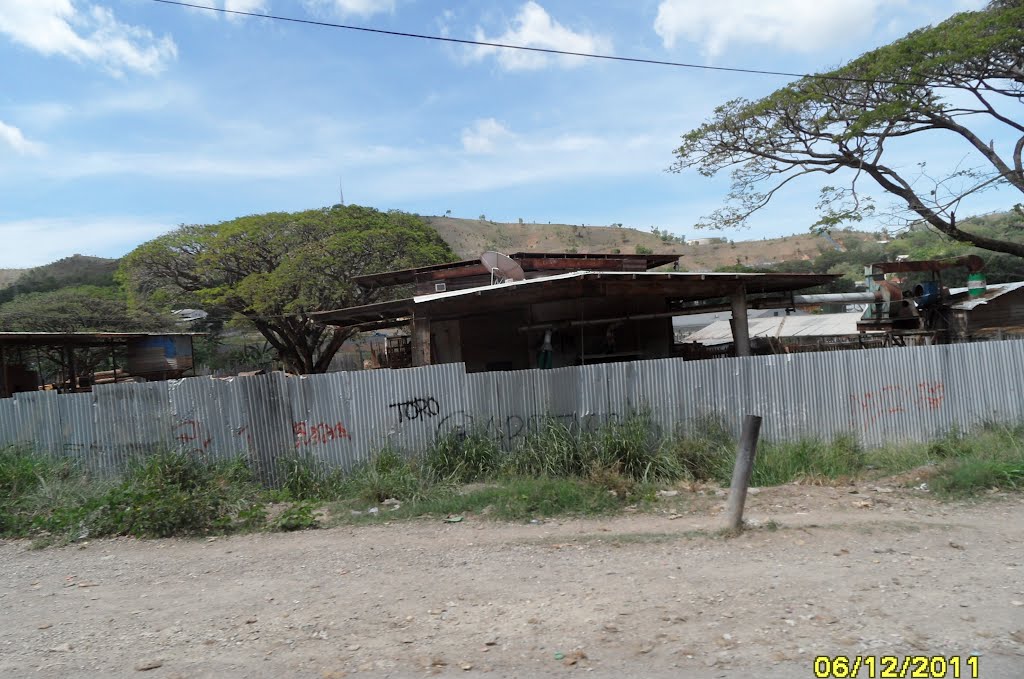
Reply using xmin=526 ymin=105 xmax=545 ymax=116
xmin=725 ymin=414 xmax=763 ymax=531
xmin=411 ymin=316 xmax=431 ymax=367
xmin=730 ymin=284 xmax=751 ymax=357
xmin=65 ymin=345 xmax=78 ymax=392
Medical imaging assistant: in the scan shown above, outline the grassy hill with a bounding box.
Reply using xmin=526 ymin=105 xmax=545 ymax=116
xmin=0 ymin=269 xmax=23 ymax=289
xmin=0 ymin=255 xmax=119 ymax=304
xmin=424 ymin=215 xmax=877 ymax=271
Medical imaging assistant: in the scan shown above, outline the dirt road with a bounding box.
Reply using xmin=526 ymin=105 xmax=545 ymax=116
xmin=2 ymin=483 xmax=1022 ymax=678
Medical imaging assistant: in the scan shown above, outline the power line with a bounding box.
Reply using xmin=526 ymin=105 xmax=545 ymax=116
xmin=148 ymin=0 xmax=923 ymax=87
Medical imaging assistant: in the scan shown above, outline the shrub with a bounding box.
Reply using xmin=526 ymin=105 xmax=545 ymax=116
xmin=87 ymin=452 xmax=265 ymax=538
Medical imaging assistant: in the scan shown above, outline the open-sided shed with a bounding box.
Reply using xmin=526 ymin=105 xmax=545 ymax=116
xmin=313 ymin=264 xmax=836 ymax=372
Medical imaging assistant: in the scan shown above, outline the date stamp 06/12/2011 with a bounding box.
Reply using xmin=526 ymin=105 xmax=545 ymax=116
xmin=813 ymin=655 xmax=980 ymax=678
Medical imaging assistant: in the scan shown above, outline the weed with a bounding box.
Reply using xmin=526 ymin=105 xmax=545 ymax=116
xmin=271 ymin=502 xmax=319 ymax=531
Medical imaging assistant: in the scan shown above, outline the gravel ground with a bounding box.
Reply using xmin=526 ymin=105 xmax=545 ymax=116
xmin=1 ymin=482 xmax=1023 ymax=679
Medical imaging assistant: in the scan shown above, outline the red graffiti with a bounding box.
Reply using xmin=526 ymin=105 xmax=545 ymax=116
xmin=174 ymin=419 xmax=212 ymax=451
xmin=293 ymin=421 xmax=351 ymax=447
xmin=917 ymin=381 xmax=946 ymax=409
xmin=850 ymin=381 xmax=946 ymax=427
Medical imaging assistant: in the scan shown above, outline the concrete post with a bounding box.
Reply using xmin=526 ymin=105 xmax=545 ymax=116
xmin=725 ymin=415 xmax=763 ymax=531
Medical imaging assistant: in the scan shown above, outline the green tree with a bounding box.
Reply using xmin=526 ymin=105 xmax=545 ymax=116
xmin=0 ymin=285 xmax=168 ymax=333
xmin=671 ymin=0 xmax=1024 ymax=258
xmin=119 ymin=206 xmax=455 ymax=374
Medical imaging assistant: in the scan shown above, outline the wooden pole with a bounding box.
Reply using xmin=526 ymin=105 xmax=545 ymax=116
xmin=725 ymin=415 xmax=763 ymax=531
xmin=730 ymin=285 xmax=751 ymax=357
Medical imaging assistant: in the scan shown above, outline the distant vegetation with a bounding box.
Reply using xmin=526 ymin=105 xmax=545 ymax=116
xmin=713 ymin=213 xmax=1024 ymax=290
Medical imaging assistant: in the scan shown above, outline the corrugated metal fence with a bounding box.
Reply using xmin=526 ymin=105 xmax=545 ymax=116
xmin=2 ymin=340 xmax=1022 ymax=480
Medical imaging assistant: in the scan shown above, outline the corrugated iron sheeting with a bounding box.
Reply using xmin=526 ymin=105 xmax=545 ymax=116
xmin=2 ymin=341 xmax=1024 ymax=478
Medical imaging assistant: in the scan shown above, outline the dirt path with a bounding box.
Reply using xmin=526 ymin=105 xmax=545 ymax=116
xmin=2 ymin=484 xmax=1023 ymax=679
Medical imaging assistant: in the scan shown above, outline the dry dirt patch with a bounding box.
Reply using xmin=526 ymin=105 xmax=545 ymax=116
xmin=1 ymin=484 xmax=1022 ymax=679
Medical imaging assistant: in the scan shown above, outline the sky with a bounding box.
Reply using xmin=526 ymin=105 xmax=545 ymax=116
xmin=0 ymin=0 xmax=1003 ymax=267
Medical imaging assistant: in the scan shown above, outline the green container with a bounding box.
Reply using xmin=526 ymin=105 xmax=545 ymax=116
xmin=967 ymin=272 xmax=986 ymax=297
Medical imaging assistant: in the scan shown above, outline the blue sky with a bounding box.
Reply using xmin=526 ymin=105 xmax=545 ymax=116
xmin=0 ymin=0 xmax=1001 ymax=267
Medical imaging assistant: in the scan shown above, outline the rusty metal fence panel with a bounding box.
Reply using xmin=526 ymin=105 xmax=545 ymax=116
xmin=2 ymin=340 xmax=1024 ymax=477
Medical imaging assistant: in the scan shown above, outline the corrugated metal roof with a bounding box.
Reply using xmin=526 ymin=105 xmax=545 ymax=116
xmin=949 ymin=281 xmax=1024 ymax=310
xmin=685 ymin=312 xmax=864 ymax=345
xmin=412 ymin=270 xmax=835 ymax=304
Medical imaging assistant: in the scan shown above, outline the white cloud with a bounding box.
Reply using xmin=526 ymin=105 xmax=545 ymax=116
xmin=469 ymin=2 xmax=611 ymax=71
xmin=654 ymin=0 xmax=882 ymax=58
xmin=461 ymin=118 xmax=513 ymax=154
xmin=225 ymin=0 xmax=269 ymax=12
xmin=303 ymin=0 xmax=395 ymax=19
xmin=0 ymin=120 xmax=43 ymax=156
xmin=193 ymin=1 xmax=269 ymax=20
xmin=0 ymin=0 xmax=177 ymax=75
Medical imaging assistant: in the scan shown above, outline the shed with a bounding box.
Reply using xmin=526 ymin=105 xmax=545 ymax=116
xmin=313 ymin=255 xmax=835 ymax=372
xmin=948 ymin=281 xmax=1024 ymax=340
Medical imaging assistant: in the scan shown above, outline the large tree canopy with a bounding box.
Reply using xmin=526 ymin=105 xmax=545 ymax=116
xmin=119 ymin=206 xmax=455 ymax=374
xmin=0 ymin=285 xmax=169 ymax=333
xmin=672 ymin=0 xmax=1024 ymax=257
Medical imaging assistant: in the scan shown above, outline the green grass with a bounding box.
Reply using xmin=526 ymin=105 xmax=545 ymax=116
xmin=327 ymin=476 xmax=629 ymax=525
xmin=3 ymin=416 xmax=1023 ymax=544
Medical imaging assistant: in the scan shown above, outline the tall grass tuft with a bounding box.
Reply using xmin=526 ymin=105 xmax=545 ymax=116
xmin=345 ymin=448 xmax=440 ymax=504
xmin=586 ymin=413 xmax=681 ymax=482
xmin=666 ymin=415 xmax=735 ymax=483
xmin=928 ymin=423 xmax=1024 ymax=496
xmin=425 ymin=430 xmax=502 ymax=483
xmin=752 ymin=434 xmax=865 ymax=486
xmin=501 ymin=419 xmax=588 ymax=478
xmin=279 ymin=452 xmax=347 ymax=501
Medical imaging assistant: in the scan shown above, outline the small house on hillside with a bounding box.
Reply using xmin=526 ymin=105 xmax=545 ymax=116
xmin=312 ymin=252 xmax=835 ymax=372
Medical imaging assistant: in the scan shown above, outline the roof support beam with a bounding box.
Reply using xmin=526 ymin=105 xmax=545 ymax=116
xmin=730 ymin=285 xmax=752 ymax=358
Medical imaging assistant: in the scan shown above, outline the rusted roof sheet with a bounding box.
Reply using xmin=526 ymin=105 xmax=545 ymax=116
xmin=313 ymin=270 xmax=836 ymax=326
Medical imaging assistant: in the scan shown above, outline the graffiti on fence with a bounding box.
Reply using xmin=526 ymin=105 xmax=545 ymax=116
xmin=435 ymin=409 xmax=657 ymax=446
xmin=850 ymin=380 xmax=946 ymax=427
xmin=174 ymin=419 xmax=212 ymax=452
xmin=293 ymin=421 xmax=351 ymax=447
xmin=389 ymin=397 xmax=440 ymax=423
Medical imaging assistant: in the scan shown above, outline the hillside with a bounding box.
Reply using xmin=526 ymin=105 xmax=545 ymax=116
xmin=424 ymin=216 xmax=876 ymax=271
xmin=0 ymin=269 xmax=22 ymax=289
xmin=0 ymin=254 xmax=119 ymax=304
